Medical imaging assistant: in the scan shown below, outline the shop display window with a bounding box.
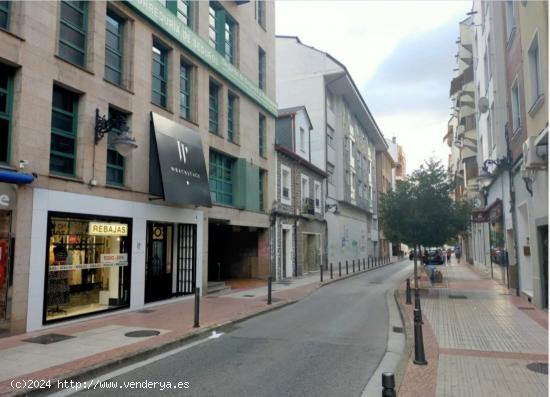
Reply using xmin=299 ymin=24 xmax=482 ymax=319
xmin=0 ymin=210 xmax=11 ymax=324
xmin=44 ymin=212 xmax=131 ymax=323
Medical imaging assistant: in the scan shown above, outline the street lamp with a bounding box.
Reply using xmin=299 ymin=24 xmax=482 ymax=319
xmin=94 ymin=109 xmax=138 ymax=157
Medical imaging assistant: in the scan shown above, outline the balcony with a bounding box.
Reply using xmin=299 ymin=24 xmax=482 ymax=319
xmin=302 ymin=198 xmax=315 ymax=215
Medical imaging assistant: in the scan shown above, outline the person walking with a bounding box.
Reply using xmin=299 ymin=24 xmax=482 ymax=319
xmin=446 ymin=248 xmax=452 ymax=264
xmin=455 ymin=245 xmax=462 ymax=263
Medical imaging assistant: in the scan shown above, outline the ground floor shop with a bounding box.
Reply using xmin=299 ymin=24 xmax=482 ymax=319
xmin=272 ymin=215 xmax=326 ymax=281
xmin=23 ymin=188 xmax=203 ymax=332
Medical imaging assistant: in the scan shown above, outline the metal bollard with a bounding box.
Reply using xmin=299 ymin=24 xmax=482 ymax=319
xmin=267 ymin=276 xmax=272 ymax=305
xmin=415 ymin=289 xmax=423 ymax=323
xmin=406 ymin=278 xmax=412 ymax=304
xmin=363 ymin=258 xmax=366 ymax=270
xmin=330 ymin=263 xmax=333 ymax=279
xmin=339 ymin=261 xmax=342 ymax=277
xmin=382 ymin=372 xmax=396 ymax=397
xmin=413 ymin=308 xmax=427 ymax=365
xmin=353 ymin=260 xmax=355 ymax=273
xmin=193 ymin=287 xmax=200 ymax=328
xmin=346 ymin=260 xmax=349 ymax=275
xmin=320 ymin=264 xmax=324 ymax=282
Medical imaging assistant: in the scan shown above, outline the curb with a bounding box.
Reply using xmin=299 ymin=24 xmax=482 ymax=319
xmin=5 ymin=296 xmax=307 ymax=397
xmin=393 ymin=284 xmax=414 ymax=394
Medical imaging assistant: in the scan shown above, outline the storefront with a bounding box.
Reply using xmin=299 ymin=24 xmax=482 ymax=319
xmin=44 ymin=212 xmax=132 ymax=323
xmin=0 ymin=187 xmax=14 ymax=330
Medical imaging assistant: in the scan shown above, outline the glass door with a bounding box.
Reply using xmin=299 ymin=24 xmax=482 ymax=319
xmin=145 ymin=222 xmax=173 ymax=303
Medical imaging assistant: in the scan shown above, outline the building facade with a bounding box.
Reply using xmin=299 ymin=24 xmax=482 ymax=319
xmin=273 ymin=106 xmax=327 ymax=280
xmin=275 ymin=36 xmax=387 ymax=267
xmin=376 ymin=138 xmax=395 ymax=258
xmin=0 ymin=0 xmax=276 ymax=334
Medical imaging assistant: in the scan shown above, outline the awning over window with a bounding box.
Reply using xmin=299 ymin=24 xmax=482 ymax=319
xmin=0 ymin=170 xmax=34 ymax=185
xmin=149 ymin=112 xmax=212 ymax=207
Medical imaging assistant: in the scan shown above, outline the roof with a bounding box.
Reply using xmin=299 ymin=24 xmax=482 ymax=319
xmin=278 ymin=106 xmax=313 ymax=130
xmin=275 ymin=144 xmax=328 ymax=177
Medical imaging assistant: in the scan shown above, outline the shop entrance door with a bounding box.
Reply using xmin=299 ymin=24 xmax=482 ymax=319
xmin=145 ymin=223 xmax=173 ymax=303
xmin=175 ymin=224 xmax=196 ymax=295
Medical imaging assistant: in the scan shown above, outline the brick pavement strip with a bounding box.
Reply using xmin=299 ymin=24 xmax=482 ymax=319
xmin=397 ymin=262 xmax=548 ymax=397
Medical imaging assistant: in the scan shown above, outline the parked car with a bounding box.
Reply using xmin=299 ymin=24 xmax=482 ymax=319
xmin=423 ymin=249 xmax=444 ymax=265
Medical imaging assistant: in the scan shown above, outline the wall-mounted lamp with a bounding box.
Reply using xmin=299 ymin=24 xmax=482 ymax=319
xmin=325 ymin=203 xmax=340 ymax=215
xmin=95 ymin=109 xmax=138 ymax=157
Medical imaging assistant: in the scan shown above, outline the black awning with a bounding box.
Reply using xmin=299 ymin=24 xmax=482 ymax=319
xmin=149 ymin=113 xmax=212 ymax=207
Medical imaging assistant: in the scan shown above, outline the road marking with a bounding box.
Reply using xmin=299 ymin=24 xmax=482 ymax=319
xmin=48 ymin=335 xmax=214 ymax=396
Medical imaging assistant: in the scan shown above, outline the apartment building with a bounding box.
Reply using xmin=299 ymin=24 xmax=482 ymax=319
xmin=273 ymin=106 xmax=327 ymax=280
xmin=275 ymin=36 xmax=387 ymax=266
xmin=0 ymin=0 xmax=276 ymax=334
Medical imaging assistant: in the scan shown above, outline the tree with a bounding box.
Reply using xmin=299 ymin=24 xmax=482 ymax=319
xmin=379 ymin=158 xmax=471 ymax=287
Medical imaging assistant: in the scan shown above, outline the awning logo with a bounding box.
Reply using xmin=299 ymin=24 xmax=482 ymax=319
xmin=177 ymin=140 xmax=189 ymax=163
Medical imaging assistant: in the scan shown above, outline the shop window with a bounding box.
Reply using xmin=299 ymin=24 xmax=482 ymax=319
xmin=152 ymin=41 xmax=168 ymax=108
xmin=44 ymin=213 xmax=131 ymax=323
xmin=106 ymin=107 xmax=126 ymax=186
xmin=0 ymin=211 xmax=11 ymax=322
xmin=105 ymin=10 xmax=124 ymax=86
xmin=58 ymin=1 xmax=88 ymax=67
xmin=0 ymin=1 xmax=10 ymax=30
xmin=209 ymin=80 xmax=219 ymax=134
xmin=0 ymin=64 xmax=13 ymax=164
xmin=50 ymin=85 xmax=79 ymax=176
xmin=209 ymin=150 xmax=234 ymax=205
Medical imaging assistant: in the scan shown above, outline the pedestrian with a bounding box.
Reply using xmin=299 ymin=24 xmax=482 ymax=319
xmin=446 ymin=248 xmax=452 ymax=264
xmin=455 ymin=245 xmax=461 ymax=263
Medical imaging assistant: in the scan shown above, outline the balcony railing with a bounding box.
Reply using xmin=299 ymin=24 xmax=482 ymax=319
xmin=302 ymin=198 xmax=315 ymax=215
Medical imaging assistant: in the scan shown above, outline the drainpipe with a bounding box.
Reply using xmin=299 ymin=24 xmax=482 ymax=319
xmin=294 ymin=218 xmax=298 ymax=277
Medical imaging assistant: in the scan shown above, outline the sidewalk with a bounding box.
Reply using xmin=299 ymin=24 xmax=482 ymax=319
xmin=397 ymin=260 xmax=548 ymax=397
xmin=0 ymin=257 xmax=399 ymax=396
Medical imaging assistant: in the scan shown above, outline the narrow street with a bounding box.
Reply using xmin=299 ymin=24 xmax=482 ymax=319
xmin=71 ymin=261 xmax=411 ymax=397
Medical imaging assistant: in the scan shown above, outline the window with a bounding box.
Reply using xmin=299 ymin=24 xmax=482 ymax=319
xmin=227 ymin=93 xmax=236 ymax=142
xmin=105 ymin=11 xmax=124 ymax=85
xmin=44 ymin=212 xmax=131 ymax=323
xmin=327 ymin=163 xmax=335 ymax=186
xmin=209 ymin=80 xmax=219 ymax=134
xmin=326 ymin=90 xmax=334 ymax=111
xmin=0 ymin=64 xmax=13 ymax=164
xmin=167 ymin=0 xmax=192 ymax=27
xmin=152 ymin=42 xmax=168 ymax=108
xmin=58 ymin=1 xmax=88 ymax=67
xmin=528 ymin=33 xmax=543 ymax=108
xmin=511 ymin=78 xmax=521 ymax=132
xmin=299 ymin=127 xmax=305 ymax=152
xmin=259 ymin=113 xmax=266 ymax=157
xmin=50 ymin=86 xmax=78 ymax=176
xmin=259 ymin=169 xmax=266 ymax=211
xmin=209 ymin=150 xmax=234 ymax=205
xmin=487 ymin=105 xmax=494 ymax=153
xmin=350 ymin=171 xmax=356 ymax=200
xmin=0 ymin=1 xmax=10 ymax=30
xmin=349 ymin=139 xmax=355 ymax=167
xmin=258 ymin=47 xmax=266 ymax=90
xmin=314 ymin=181 xmax=321 ymax=212
xmin=301 ymin=175 xmax=309 ymax=202
xmin=106 ymin=107 xmax=126 ymax=186
xmin=209 ymin=2 xmax=236 ymax=65
xmin=281 ymin=164 xmax=291 ymax=204
xmin=327 ymin=126 xmax=334 ymax=148
xmin=180 ymin=61 xmax=192 ymax=120
xmin=483 ymin=50 xmax=489 ymax=92
xmin=255 ymin=0 xmax=265 ymax=28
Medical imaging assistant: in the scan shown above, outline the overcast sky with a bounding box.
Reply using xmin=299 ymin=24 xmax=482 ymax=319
xmin=275 ymin=0 xmax=471 ymax=174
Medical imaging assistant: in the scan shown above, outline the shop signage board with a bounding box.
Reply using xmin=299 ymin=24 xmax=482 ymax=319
xmin=88 ymin=222 xmax=129 ymax=236
xmin=150 ymin=112 xmax=212 ymax=207
xmin=0 ymin=183 xmax=16 ymax=211
xmin=126 ymin=0 xmax=277 ymax=117
xmin=49 ymin=260 xmax=129 ymax=272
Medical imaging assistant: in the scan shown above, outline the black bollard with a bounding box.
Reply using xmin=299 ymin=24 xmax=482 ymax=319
xmin=363 ymin=258 xmax=366 ymax=270
xmin=339 ymin=261 xmax=342 ymax=277
xmin=320 ymin=264 xmax=324 ymax=282
xmin=193 ymin=287 xmax=200 ymax=328
xmin=413 ymin=308 xmax=427 ymax=365
xmin=406 ymin=278 xmax=412 ymax=304
xmin=353 ymin=260 xmax=355 ymax=273
xmin=415 ymin=289 xmax=423 ymax=323
xmin=346 ymin=260 xmax=349 ymax=275
xmin=330 ymin=263 xmax=333 ymax=279
xmin=382 ymin=372 xmax=396 ymax=397
xmin=267 ymin=276 xmax=272 ymax=305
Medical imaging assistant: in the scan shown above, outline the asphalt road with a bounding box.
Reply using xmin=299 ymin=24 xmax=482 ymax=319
xmin=75 ymin=260 xmax=412 ymax=397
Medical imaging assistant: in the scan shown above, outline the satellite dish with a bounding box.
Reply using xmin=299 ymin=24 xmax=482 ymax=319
xmin=478 ymin=97 xmax=490 ymax=113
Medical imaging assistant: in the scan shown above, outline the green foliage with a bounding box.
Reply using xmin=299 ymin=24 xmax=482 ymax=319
xmin=380 ymin=158 xmax=471 ymax=248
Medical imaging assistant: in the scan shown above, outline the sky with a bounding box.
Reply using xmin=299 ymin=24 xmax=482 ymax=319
xmin=275 ymin=0 xmax=471 ymax=174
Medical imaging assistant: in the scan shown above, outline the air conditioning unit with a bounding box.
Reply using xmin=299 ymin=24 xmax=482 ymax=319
xmin=523 ymin=136 xmax=546 ymax=169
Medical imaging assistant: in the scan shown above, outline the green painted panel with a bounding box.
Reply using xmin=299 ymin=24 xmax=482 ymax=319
xmin=126 ymin=0 xmax=278 ymax=116
xmin=233 ymin=158 xmax=260 ymax=211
